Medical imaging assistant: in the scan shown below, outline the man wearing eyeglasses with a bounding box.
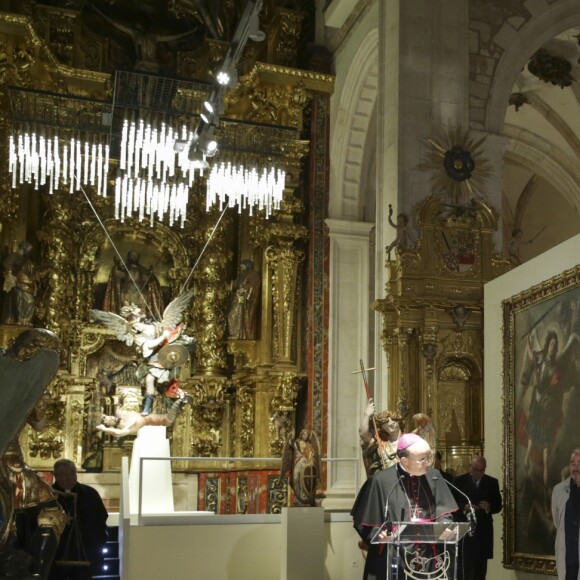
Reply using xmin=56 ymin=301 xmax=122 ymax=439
xmin=552 ymin=448 xmax=580 ymax=580
xmin=453 ymin=455 xmax=502 ymax=580
xmin=351 ymin=433 xmax=459 ymax=580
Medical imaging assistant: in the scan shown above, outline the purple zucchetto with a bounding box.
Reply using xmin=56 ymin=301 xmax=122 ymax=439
xmin=396 ymin=433 xmax=423 ymax=451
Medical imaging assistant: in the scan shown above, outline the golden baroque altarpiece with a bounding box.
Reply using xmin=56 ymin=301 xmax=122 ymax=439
xmin=373 ymin=196 xmax=513 ymax=476
xmin=0 ymin=0 xmax=332 ymax=513
xmin=0 ymin=0 xmax=517 ymax=514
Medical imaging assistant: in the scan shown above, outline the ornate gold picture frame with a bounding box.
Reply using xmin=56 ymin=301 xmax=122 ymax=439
xmin=503 ymin=266 xmax=580 ymax=574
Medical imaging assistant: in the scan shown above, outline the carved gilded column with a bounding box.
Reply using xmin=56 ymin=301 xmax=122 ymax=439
xmin=266 ymin=244 xmax=303 ymax=365
xmin=190 ymin=376 xmax=229 ymax=457
xmin=37 ymin=194 xmax=77 ymax=336
xmin=420 ymin=312 xmax=439 ymax=417
xmin=235 ymin=380 xmax=256 ymax=458
xmin=190 ymin=202 xmax=231 ymax=375
xmin=261 ymin=139 xmax=308 ymax=366
xmin=396 ymin=328 xmax=415 ymax=420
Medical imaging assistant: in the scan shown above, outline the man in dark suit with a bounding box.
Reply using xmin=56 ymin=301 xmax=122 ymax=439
xmin=453 ymin=455 xmax=502 ymax=580
xmin=434 ymin=450 xmax=454 ymax=483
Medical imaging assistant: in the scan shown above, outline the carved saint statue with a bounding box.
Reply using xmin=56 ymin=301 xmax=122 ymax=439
xmin=2 ymin=241 xmax=38 ymax=325
xmin=280 ymin=429 xmax=322 ymax=507
xmin=227 ymin=259 xmax=261 ymax=340
xmin=93 ymin=4 xmax=196 ymax=73
xmin=359 ymin=401 xmax=404 ymax=478
xmin=91 ymin=289 xmax=194 ymax=416
xmin=96 ymin=389 xmax=190 ymax=441
xmin=102 ymin=250 xmax=165 ymax=318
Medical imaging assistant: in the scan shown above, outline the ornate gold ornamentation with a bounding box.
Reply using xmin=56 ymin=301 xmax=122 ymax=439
xmin=236 ymin=381 xmax=256 ymax=458
xmin=27 ymin=391 xmax=65 ymax=460
xmin=0 ymin=1 xmax=318 ymax=510
xmin=374 ymin=195 xmax=505 ymax=442
xmin=425 ymin=129 xmax=490 ymax=204
xmin=274 ymin=9 xmax=305 ymax=67
xmin=267 ymin=474 xmax=287 ymax=514
xmin=190 ymin=377 xmax=228 ymax=457
xmin=265 ymin=245 xmax=304 ymax=363
xmin=236 ymin=476 xmax=248 ymax=514
xmin=177 ymin=39 xmax=227 ymax=82
xmin=204 ymin=477 xmax=219 ymax=514
xmin=37 ymin=193 xmax=78 ymax=335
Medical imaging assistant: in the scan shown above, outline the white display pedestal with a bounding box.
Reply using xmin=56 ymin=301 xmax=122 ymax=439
xmin=128 ymin=426 xmax=174 ymax=514
xmin=281 ymin=507 xmax=324 ymax=580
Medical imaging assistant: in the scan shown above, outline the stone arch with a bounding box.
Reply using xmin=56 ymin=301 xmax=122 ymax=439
xmin=504 ymin=129 xmax=580 ymax=212
xmin=486 ymin=1 xmax=580 ymax=134
xmin=329 ymin=28 xmax=378 ymax=220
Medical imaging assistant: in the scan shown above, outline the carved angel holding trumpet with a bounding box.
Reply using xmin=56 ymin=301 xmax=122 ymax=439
xmin=90 ymin=289 xmax=195 ymax=416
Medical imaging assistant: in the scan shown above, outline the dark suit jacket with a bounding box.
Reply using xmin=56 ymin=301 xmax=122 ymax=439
xmin=453 ymin=472 xmax=502 ymax=559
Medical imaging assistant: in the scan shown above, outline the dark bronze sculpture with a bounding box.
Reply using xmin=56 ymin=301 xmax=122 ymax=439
xmin=0 ymin=329 xmax=67 ymax=580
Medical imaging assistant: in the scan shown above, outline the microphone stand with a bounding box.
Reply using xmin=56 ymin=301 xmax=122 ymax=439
xmin=431 ymin=476 xmax=477 ymax=536
xmin=432 ymin=476 xmax=474 ymax=580
xmin=367 ymin=472 xmax=404 ymax=546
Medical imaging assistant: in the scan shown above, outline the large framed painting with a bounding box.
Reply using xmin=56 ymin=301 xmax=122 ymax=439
xmin=503 ymin=266 xmax=580 ymax=573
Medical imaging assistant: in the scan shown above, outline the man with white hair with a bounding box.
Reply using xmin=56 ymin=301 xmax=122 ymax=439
xmin=351 ymin=433 xmax=459 ymax=580
xmin=552 ymin=448 xmax=580 ymax=580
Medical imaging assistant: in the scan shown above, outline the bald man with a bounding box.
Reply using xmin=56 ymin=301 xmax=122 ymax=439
xmin=351 ymin=433 xmax=459 ymax=580
xmin=453 ymin=455 xmax=503 ymax=580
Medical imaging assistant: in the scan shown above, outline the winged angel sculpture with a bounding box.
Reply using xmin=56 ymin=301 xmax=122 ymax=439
xmin=280 ymin=429 xmax=322 ymax=507
xmin=91 ymin=289 xmax=195 ymax=416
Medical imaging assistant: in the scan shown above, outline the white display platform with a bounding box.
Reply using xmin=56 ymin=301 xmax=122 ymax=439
xmin=281 ymin=507 xmax=325 ymax=580
xmin=128 ymin=426 xmax=174 ymax=514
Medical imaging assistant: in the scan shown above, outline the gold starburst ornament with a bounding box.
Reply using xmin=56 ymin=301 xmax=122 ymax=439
xmin=425 ymin=129 xmax=490 ymax=204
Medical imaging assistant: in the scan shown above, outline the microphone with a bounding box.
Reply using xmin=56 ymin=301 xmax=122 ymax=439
xmin=369 ymin=474 xmax=404 ymax=546
xmin=432 ymin=476 xmax=477 ymax=536
xmin=383 ymin=475 xmax=404 ymax=534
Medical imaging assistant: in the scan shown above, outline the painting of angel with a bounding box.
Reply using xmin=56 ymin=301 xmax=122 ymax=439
xmin=504 ymin=268 xmax=580 ymax=572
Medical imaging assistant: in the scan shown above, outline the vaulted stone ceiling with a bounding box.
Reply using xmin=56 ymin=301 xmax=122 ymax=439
xmin=504 ymin=25 xmax=580 ymax=263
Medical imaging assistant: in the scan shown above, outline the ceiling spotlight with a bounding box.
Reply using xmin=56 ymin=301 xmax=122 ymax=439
xmin=217 ymin=71 xmax=230 ymax=86
xmin=203 ymin=101 xmax=214 ymax=114
xmin=200 ymin=112 xmax=210 ymax=124
xmin=205 ymin=140 xmax=218 ymax=157
xmin=173 ymin=139 xmax=188 ymax=153
xmin=248 ymin=11 xmax=265 ymax=42
xmin=188 ymin=143 xmax=209 ymax=169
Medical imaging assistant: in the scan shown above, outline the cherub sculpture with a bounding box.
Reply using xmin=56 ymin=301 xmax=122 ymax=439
xmin=385 ymin=204 xmax=413 ymax=261
xmin=96 ymin=389 xmax=190 ymax=442
xmin=447 ymin=304 xmax=471 ymax=330
xmin=90 ymin=289 xmax=194 ymax=416
xmin=280 ymin=429 xmax=322 ymax=507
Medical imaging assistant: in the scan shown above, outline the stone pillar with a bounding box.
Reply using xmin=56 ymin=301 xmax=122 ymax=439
xmin=325 ymin=218 xmax=373 ymax=507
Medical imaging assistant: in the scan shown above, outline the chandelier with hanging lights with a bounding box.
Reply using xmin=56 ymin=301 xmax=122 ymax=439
xmin=5 ymin=0 xmax=298 ymax=227
xmin=206 ymin=163 xmax=285 ymax=218
xmin=8 ymin=130 xmax=110 ymax=197
xmin=114 ymin=117 xmax=216 ymax=226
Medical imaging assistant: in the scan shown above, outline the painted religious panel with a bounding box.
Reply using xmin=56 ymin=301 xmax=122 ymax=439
xmin=503 ymin=266 xmax=580 ymax=574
